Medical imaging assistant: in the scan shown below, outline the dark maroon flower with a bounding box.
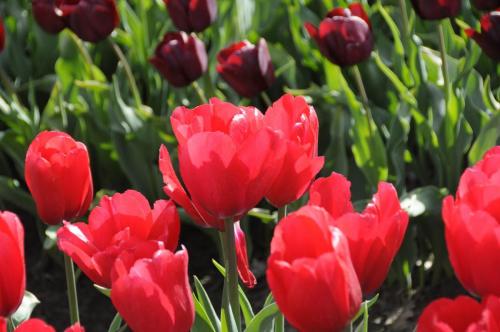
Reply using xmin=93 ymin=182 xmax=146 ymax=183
xmin=466 ymin=9 xmax=500 ymax=61
xmin=150 ymin=31 xmax=208 ymax=87
xmin=410 ymin=0 xmax=461 ymax=20
xmin=164 ymin=0 xmax=217 ymax=33
xmin=305 ymin=3 xmax=374 ymax=67
xmin=0 ymin=18 xmax=5 ymax=52
xmin=473 ymin=0 xmax=500 ymax=11
xmin=32 ymin=0 xmax=67 ymax=34
xmin=216 ymin=38 xmax=275 ymax=98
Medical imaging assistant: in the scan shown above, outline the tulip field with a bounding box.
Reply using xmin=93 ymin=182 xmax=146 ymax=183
xmin=0 ymin=0 xmax=499 ymax=331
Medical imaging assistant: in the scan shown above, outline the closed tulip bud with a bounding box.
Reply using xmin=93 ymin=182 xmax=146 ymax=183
xmin=150 ymin=32 xmax=208 ymax=87
xmin=267 ymin=206 xmax=362 ymax=332
xmin=473 ymin=0 xmax=500 ymax=10
xmin=216 ymin=39 xmax=275 ymax=98
xmin=305 ymin=3 xmax=374 ymax=67
xmin=442 ymin=146 xmax=500 ymax=297
xmin=164 ymin=0 xmax=217 ymax=33
xmin=410 ymin=0 xmax=461 ymax=20
xmin=57 ymin=190 xmax=180 ymax=288
xmin=25 ymin=131 xmax=93 ymax=225
xmin=0 ymin=212 xmax=25 ymax=317
xmin=32 ymin=0 xmax=67 ymax=34
xmin=308 ymin=172 xmax=409 ymax=294
xmin=466 ymin=10 xmax=500 ymax=62
xmin=0 ymin=319 xmax=85 ymax=332
xmin=417 ymin=296 xmax=500 ymax=331
xmin=111 ymin=249 xmax=195 ymax=332
xmin=0 ymin=18 xmax=4 ymax=52
xmin=264 ymin=94 xmax=324 ymax=207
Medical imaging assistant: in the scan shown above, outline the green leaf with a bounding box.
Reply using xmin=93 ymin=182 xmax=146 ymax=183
xmin=194 ymin=276 xmax=221 ymax=331
xmin=352 ymin=294 xmax=379 ymax=323
xmin=94 ymin=284 xmax=111 ymax=298
xmin=193 ymin=296 xmax=217 ymax=332
xmin=11 ymin=292 xmax=40 ymax=326
xmin=400 ymin=186 xmax=448 ymax=218
xmin=468 ymin=113 xmax=500 ymax=164
xmin=245 ymin=303 xmax=280 ymax=332
xmin=107 ymin=313 xmax=123 ymax=332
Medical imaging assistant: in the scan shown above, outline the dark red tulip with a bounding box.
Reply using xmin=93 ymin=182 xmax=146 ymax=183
xmin=267 ymin=206 xmax=362 ymax=332
xmin=57 ymin=190 xmax=180 ymax=288
xmin=473 ymin=0 xmax=500 ymax=10
xmin=264 ymin=94 xmax=324 ymax=207
xmin=216 ymin=39 xmax=275 ymax=98
xmin=111 ymin=248 xmax=195 ymax=332
xmin=417 ymin=296 xmax=500 ymax=331
xmin=150 ymin=32 xmax=208 ymax=87
xmin=56 ymin=0 xmax=119 ymax=42
xmin=164 ymin=0 xmax=217 ymax=33
xmin=25 ymin=131 xmax=93 ymax=225
xmin=308 ymin=172 xmax=409 ymax=294
xmin=0 ymin=318 xmax=85 ymax=332
xmin=466 ymin=10 xmax=500 ymax=62
xmin=0 ymin=18 xmax=5 ymax=52
xmin=442 ymin=146 xmax=500 ymax=297
xmin=410 ymin=0 xmax=461 ymax=20
xmin=0 ymin=212 xmax=25 ymax=317
xmin=305 ymin=3 xmax=374 ymax=67
xmin=32 ymin=0 xmax=67 ymax=34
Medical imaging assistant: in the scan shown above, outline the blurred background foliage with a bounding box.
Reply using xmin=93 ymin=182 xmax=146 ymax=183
xmin=0 ymin=0 xmax=499 ymax=306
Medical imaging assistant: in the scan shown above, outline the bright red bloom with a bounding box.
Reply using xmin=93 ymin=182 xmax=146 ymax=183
xmin=442 ymin=146 xmax=500 ymax=297
xmin=267 ymin=206 xmax=361 ymax=332
xmin=57 ymin=190 xmax=180 ymax=288
xmin=466 ymin=10 xmax=500 ymax=62
xmin=0 ymin=212 xmax=25 ymax=317
xmin=264 ymin=94 xmax=324 ymax=207
xmin=63 ymin=323 xmax=85 ymax=332
xmin=234 ymin=222 xmax=256 ymax=288
xmin=32 ymin=0 xmax=67 ymax=34
xmin=159 ymin=98 xmax=284 ymax=224
xmin=0 ymin=18 xmax=5 ymax=52
xmin=410 ymin=0 xmax=461 ymax=20
xmin=308 ymin=172 xmax=409 ymax=294
xmin=164 ymin=0 xmax=217 ymax=33
xmin=305 ymin=3 xmax=374 ymax=67
xmin=111 ymin=249 xmax=195 ymax=332
xmin=473 ymin=0 xmax=500 ymax=10
xmin=0 ymin=318 xmax=85 ymax=332
xmin=150 ymin=32 xmax=208 ymax=87
xmin=417 ymin=295 xmax=500 ymax=331
xmin=216 ymin=39 xmax=275 ymax=98
xmin=25 ymin=131 xmax=93 ymax=225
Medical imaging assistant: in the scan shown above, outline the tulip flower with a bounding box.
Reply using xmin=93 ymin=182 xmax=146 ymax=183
xmin=417 ymin=295 xmax=500 ymax=331
xmin=264 ymin=94 xmax=324 ymax=207
xmin=0 ymin=212 xmax=25 ymax=317
xmin=305 ymin=3 xmax=374 ymax=67
xmin=216 ymin=39 xmax=275 ymax=98
xmin=32 ymin=0 xmax=67 ymax=34
xmin=0 ymin=318 xmax=85 ymax=332
xmin=442 ymin=146 xmax=500 ymax=297
xmin=0 ymin=18 xmax=5 ymax=52
xmin=25 ymin=131 xmax=93 ymax=225
xmin=410 ymin=0 xmax=461 ymax=20
xmin=267 ymin=206 xmax=362 ymax=332
xmin=234 ymin=222 xmax=256 ymax=288
xmin=473 ymin=0 xmax=500 ymax=10
xmin=164 ymin=0 xmax=217 ymax=33
xmin=308 ymin=172 xmax=409 ymax=294
xmin=111 ymin=249 xmax=195 ymax=332
xmin=466 ymin=10 xmax=500 ymax=62
xmin=57 ymin=190 xmax=180 ymax=288
xmin=150 ymin=32 xmax=208 ymax=87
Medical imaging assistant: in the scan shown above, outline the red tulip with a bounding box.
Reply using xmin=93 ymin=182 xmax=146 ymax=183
xmin=164 ymin=0 xmax=217 ymax=33
xmin=234 ymin=222 xmax=256 ymax=288
xmin=410 ymin=0 xmax=461 ymax=20
xmin=264 ymin=94 xmax=324 ymax=207
xmin=466 ymin=10 xmax=500 ymax=62
xmin=216 ymin=39 xmax=275 ymax=98
xmin=417 ymin=295 xmax=500 ymax=331
xmin=111 ymin=248 xmax=195 ymax=332
xmin=442 ymin=146 xmax=500 ymax=297
xmin=0 ymin=18 xmax=5 ymax=52
xmin=32 ymin=0 xmax=67 ymax=34
xmin=308 ymin=172 xmax=409 ymax=294
xmin=0 ymin=318 xmax=85 ymax=332
xmin=0 ymin=212 xmax=25 ymax=317
xmin=57 ymin=190 xmax=180 ymax=287
xmin=305 ymin=3 xmax=374 ymax=67
xmin=473 ymin=0 xmax=500 ymax=10
xmin=159 ymin=98 xmax=284 ymax=223
xmin=150 ymin=32 xmax=208 ymax=87
xmin=25 ymin=131 xmax=93 ymax=225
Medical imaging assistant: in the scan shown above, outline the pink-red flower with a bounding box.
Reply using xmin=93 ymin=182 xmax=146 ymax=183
xmin=0 ymin=318 xmax=84 ymax=332
xmin=264 ymin=94 xmax=324 ymax=207
xmin=308 ymin=172 xmax=409 ymax=294
xmin=417 ymin=295 xmax=500 ymax=331
xmin=234 ymin=222 xmax=256 ymax=288
xmin=410 ymin=0 xmax=461 ymax=20
xmin=111 ymin=249 xmax=195 ymax=332
xmin=25 ymin=131 xmax=93 ymax=225
xmin=442 ymin=146 xmax=500 ymax=297
xmin=57 ymin=190 xmax=180 ymax=288
xmin=0 ymin=212 xmax=25 ymax=317
xmin=466 ymin=10 xmax=500 ymax=62
xmin=164 ymin=0 xmax=217 ymax=33
xmin=267 ymin=206 xmax=362 ymax=332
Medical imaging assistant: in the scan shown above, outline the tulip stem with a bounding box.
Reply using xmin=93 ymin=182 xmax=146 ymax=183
xmin=398 ymin=0 xmax=410 ymax=45
xmin=64 ymin=254 xmax=80 ymax=324
xmin=351 ymin=65 xmax=374 ymax=135
xmin=109 ymin=39 xmax=143 ymax=109
xmin=275 ymin=205 xmax=287 ymax=331
xmin=192 ymin=81 xmax=208 ymax=103
xmin=261 ymin=91 xmax=272 ymax=107
xmin=222 ymin=219 xmax=241 ymax=331
xmin=437 ymin=22 xmax=451 ymax=102
xmin=277 ymin=205 xmax=287 ymax=222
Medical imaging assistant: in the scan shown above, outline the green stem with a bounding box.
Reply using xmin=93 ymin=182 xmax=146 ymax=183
xmin=437 ymin=22 xmax=450 ymax=102
xmin=7 ymin=318 xmax=16 ymax=332
xmin=192 ymin=81 xmax=208 ymax=103
xmin=222 ymin=219 xmax=241 ymax=331
xmin=275 ymin=205 xmax=287 ymax=331
xmin=277 ymin=205 xmax=287 ymax=222
xmin=261 ymin=91 xmax=272 ymax=107
xmin=64 ymin=254 xmax=80 ymax=324
xmin=351 ymin=65 xmax=374 ymax=135
xmin=68 ymin=32 xmax=95 ymax=78
xmin=398 ymin=0 xmax=410 ymax=47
